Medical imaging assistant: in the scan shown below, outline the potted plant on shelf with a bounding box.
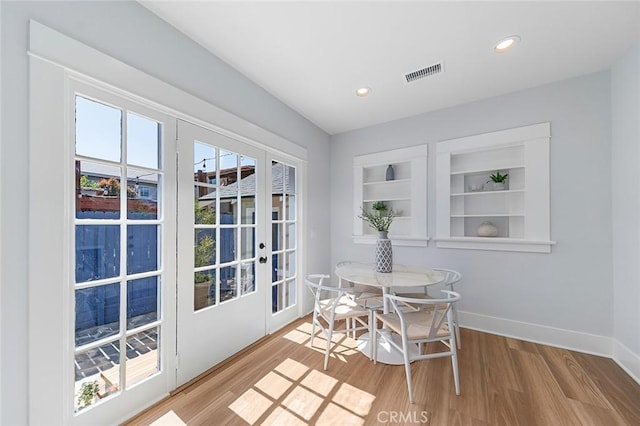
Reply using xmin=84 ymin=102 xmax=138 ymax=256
xmin=487 ymin=171 xmax=508 ymax=190
xmin=359 ymin=201 xmax=395 ymax=272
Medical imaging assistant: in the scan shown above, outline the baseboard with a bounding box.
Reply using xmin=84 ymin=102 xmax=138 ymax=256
xmin=612 ymin=339 xmax=640 ymax=385
xmin=458 ymin=311 xmax=613 ymax=357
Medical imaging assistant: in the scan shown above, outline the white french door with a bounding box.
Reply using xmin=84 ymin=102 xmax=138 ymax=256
xmin=30 ymin=55 xmax=304 ymax=425
xmin=176 ymin=120 xmax=270 ymax=385
xmin=67 ymin=80 xmax=177 ymax=424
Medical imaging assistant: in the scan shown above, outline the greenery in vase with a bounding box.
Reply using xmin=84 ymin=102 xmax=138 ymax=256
xmin=359 ymin=201 xmax=395 ymax=232
xmin=487 ymin=171 xmax=508 ymax=183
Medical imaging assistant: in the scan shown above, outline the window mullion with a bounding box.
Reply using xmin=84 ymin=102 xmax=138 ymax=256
xmin=119 ymin=110 xmax=128 ymax=392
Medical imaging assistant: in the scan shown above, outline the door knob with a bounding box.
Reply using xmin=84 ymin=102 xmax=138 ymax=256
xmin=259 ymin=242 xmax=266 ymax=249
xmin=259 ymin=256 xmax=268 ymax=264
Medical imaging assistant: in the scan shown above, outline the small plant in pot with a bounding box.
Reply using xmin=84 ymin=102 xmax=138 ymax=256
xmin=77 ymin=380 xmax=100 ymax=410
xmin=487 ymin=171 xmax=508 ymax=190
xmin=359 ymin=201 xmax=395 ymax=238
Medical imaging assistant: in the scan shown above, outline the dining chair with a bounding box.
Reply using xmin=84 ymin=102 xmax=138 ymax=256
xmin=394 ymin=268 xmax=462 ymax=348
xmin=305 ymin=274 xmax=372 ymax=370
xmin=371 ymin=290 xmax=461 ymax=403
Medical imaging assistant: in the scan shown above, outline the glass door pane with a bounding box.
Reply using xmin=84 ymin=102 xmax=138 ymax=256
xmin=270 ymin=162 xmax=298 ymax=314
xmin=193 ymin=144 xmax=259 ymax=310
xmin=73 ymin=95 xmax=164 ymax=412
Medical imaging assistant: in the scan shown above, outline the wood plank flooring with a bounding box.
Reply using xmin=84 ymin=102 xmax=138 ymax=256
xmin=125 ymin=317 xmax=640 ymax=425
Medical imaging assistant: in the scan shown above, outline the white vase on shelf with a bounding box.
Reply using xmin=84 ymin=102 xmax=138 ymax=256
xmin=492 ymin=182 xmax=506 ymax=190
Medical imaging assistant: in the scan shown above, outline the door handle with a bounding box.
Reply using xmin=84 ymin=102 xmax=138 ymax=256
xmin=259 ymin=257 xmax=268 ymax=264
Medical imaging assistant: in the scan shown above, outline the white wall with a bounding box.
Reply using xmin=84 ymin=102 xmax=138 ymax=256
xmin=0 ymin=1 xmax=330 ymax=424
xmin=611 ymin=42 xmax=640 ymax=379
xmin=331 ymin=72 xmax=613 ymax=344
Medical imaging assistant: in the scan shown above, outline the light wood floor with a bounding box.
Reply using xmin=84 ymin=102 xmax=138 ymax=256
xmin=125 ymin=317 xmax=640 ymax=425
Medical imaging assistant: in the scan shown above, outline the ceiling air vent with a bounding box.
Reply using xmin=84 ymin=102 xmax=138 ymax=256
xmin=404 ymin=62 xmax=443 ymax=83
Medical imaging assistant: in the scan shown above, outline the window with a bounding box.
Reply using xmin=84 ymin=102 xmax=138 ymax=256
xmin=138 ymin=186 xmax=151 ymax=198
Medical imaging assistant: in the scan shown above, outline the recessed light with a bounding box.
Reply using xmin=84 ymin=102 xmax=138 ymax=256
xmin=355 ymin=87 xmax=371 ymax=97
xmin=494 ymin=35 xmax=521 ymax=53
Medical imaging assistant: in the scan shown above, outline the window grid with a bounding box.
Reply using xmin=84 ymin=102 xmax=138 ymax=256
xmin=73 ymin=95 xmax=163 ymax=412
xmin=271 ymin=162 xmax=298 ymax=313
xmin=193 ymin=144 xmax=258 ymax=310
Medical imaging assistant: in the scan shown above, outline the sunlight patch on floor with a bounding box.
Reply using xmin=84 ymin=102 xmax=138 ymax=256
xmin=261 ymin=406 xmax=308 ymax=426
xmin=316 ymin=402 xmax=365 ymax=426
xmin=227 ymin=357 xmax=375 ymax=425
xmin=274 ymin=358 xmax=309 ymax=381
xmin=282 ymin=386 xmax=324 ymax=420
xmin=255 ymin=371 xmax=294 ymax=400
xmin=228 ymin=388 xmax=273 ymax=424
xmin=149 ymin=410 xmax=187 ymax=426
xmin=283 ymin=328 xmax=312 ymax=344
xmin=300 ymin=369 xmax=338 ymax=397
xmin=283 ymin=321 xmax=361 ymax=364
xmin=333 ymin=383 xmax=376 ymax=417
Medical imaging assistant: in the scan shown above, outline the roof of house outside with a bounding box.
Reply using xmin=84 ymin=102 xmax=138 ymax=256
xmin=201 ymin=163 xmax=294 ymax=200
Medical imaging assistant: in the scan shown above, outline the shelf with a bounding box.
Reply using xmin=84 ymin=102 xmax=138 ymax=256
xmin=450 ymin=213 xmax=524 ymax=218
xmin=451 ymin=189 xmax=525 ymax=197
xmin=353 ymin=235 xmax=430 ymax=247
xmin=363 ymin=178 xmax=410 ymax=186
xmin=354 ymin=145 xmax=428 ymax=245
xmin=363 ymin=197 xmax=411 ymax=202
xmin=436 ymin=122 xmax=551 ymax=252
xmin=450 ymin=165 xmax=525 ymax=176
xmin=434 ymin=237 xmax=556 ymax=253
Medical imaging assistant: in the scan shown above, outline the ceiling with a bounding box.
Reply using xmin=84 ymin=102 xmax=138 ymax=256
xmin=141 ymin=1 xmax=640 ymax=135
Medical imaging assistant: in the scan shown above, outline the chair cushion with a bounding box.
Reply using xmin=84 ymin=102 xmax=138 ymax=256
xmin=377 ymin=311 xmax=449 ymax=340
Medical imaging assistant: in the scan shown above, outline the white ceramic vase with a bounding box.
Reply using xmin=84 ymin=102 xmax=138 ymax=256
xmin=375 ymin=232 xmax=393 ymax=273
xmin=493 ymin=182 xmax=506 ymax=190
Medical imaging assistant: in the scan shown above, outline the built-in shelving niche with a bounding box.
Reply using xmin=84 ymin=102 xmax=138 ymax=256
xmin=435 ymin=123 xmax=555 ymax=253
xmin=353 ymin=145 xmax=428 ymax=246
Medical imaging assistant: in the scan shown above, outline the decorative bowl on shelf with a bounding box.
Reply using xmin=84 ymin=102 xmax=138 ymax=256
xmin=477 ymin=221 xmax=498 ymax=237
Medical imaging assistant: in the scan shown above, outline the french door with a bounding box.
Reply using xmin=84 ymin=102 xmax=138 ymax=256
xmin=175 ymin=122 xmax=302 ymax=384
xmin=35 ymin=78 xmax=302 ymax=425
xmin=176 ymin=121 xmax=270 ymax=385
xmin=68 ymin=80 xmax=177 ymax=423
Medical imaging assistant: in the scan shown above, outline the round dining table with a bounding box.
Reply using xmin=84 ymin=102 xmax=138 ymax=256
xmin=335 ymin=261 xmax=445 ymax=365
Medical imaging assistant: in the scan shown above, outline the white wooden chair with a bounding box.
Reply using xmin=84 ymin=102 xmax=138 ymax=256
xmin=394 ymin=268 xmax=462 ymax=348
xmin=372 ymin=290 xmax=461 ymax=403
xmin=305 ymin=274 xmax=372 ymax=370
